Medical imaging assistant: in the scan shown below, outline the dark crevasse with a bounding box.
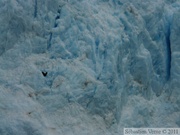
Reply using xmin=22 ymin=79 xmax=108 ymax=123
xmin=47 ymin=7 xmax=62 ymax=50
xmin=34 ymin=0 xmax=37 ymax=18
xmin=47 ymin=32 xmax=52 ymax=50
xmin=166 ymin=23 xmax=171 ymax=81
xmin=54 ymin=8 xmax=62 ymax=28
xmin=95 ymin=38 xmax=100 ymax=54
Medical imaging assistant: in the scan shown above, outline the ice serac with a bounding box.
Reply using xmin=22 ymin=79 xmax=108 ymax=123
xmin=0 ymin=0 xmax=180 ymax=135
xmin=170 ymin=9 xmax=180 ymax=103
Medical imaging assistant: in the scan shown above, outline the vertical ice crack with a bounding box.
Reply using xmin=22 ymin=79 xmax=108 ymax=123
xmin=47 ymin=5 xmax=63 ymax=50
xmin=34 ymin=0 xmax=37 ymax=18
xmin=47 ymin=32 xmax=53 ymax=50
xmin=166 ymin=24 xmax=171 ymax=80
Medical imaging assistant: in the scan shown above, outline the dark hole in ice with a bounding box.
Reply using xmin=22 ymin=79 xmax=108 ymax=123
xmin=42 ymin=71 xmax=48 ymax=77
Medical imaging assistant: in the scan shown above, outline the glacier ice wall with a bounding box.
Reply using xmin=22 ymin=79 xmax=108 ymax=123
xmin=0 ymin=0 xmax=180 ymax=134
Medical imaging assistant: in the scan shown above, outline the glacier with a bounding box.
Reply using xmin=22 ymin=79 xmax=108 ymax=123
xmin=0 ymin=0 xmax=180 ymax=134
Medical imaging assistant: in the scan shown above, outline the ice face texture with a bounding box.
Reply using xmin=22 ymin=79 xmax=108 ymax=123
xmin=0 ymin=0 xmax=179 ymax=134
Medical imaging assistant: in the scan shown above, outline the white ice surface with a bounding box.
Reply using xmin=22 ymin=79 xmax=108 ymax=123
xmin=0 ymin=0 xmax=180 ymax=135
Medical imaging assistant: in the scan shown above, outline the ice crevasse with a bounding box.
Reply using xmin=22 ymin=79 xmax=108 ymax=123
xmin=0 ymin=0 xmax=179 ymax=135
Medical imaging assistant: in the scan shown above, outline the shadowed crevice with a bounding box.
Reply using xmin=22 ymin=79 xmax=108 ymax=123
xmin=47 ymin=5 xmax=63 ymax=50
xmin=34 ymin=0 xmax=37 ymax=18
xmin=166 ymin=24 xmax=171 ymax=81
